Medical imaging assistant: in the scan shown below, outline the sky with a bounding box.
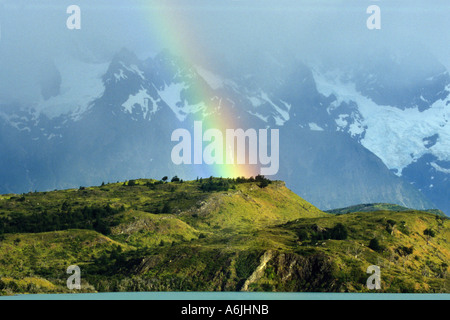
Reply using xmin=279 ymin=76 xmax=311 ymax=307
xmin=0 ymin=0 xmax=449 ymax=105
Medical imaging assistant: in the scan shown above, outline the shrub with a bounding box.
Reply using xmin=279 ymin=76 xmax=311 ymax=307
xmin=255 ymin=175 xmax=271 ymax=188
xmin=398 ymin=221 xmax=410 ymax=235
xmin=199 ymin=178 xmax=230 ymax=192
xmin=329 ymin=223 xmax=348 ymax=240
xmin=423 ymin=228 xmax=436 ymax=244
xmin=423 ymin=228 xmax=436 ymax=238
xmin=396 ymin=245 xmax=414 ymax=256
xmin=297 ymin=229 xmax=309 ymax=241
xmin=258 ymin=179 xmax=269 ymax=188
xmin=369 ymin=238 xmax=383 ymax=252
xmin=307 ymin=223 xmax=348 ymax=241
xmin=161 ymin=202 xmax=171 ymax=214
xmin=385 ymin=219 xmax=397 ymax=234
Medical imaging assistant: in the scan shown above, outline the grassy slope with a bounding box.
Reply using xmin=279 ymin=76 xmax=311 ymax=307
xmin=0 ymin=229 xmax=128 ymax=294
xmin=0 ymin=178 xmax=448 ymax=294
xmin=274 ymin=210 xmax=450 ymax=292
xmin=326 ymin=203 xmax=447 ymax=217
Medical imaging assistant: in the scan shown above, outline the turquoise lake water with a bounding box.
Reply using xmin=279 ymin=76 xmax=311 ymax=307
xmin=1 ymin=292 xmax=449 ymax=300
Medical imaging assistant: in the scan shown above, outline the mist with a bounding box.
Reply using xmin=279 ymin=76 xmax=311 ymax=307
xmin=0 ymin=0 xmax=449 ymax=106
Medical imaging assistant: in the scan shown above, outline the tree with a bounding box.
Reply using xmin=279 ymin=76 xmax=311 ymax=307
xmin=330 ymin=223 xmax=348 ymax=240
xmin=258 ymin=179 xmax=269 ymax=188
xmin=297 ymin=229 xmax=309 ymax=241
xmin=161 ymin=202 xmax=171 ymax=214
xmin=435 ymin=215 xmax=445 ymax=229
xmin=369 ymin=238 xmax=383 ymax=252
xmin=386 ymin=219 xmax=396 ymax=235
xmin=423 ymin=228 xmax=436 ymax=244
xmin=396 ymin=245 xmax=414 ymax=256
xmin=171 ymin=176 xmax=180 ymax=182
xmin=61 ymin=201 xmax=70 ymax=212
xmin=161 ymin=176 xmax=168 ymax=182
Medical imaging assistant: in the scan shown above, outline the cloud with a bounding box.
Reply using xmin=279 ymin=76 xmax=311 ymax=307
xmin=0 ymin=0 xmax=448 ymax=105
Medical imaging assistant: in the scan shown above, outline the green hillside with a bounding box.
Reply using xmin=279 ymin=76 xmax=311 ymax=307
xmin=0 ymin=177 xmax=448 ymax=295
xmin=326 ymin=203 xmax=447 ymax=217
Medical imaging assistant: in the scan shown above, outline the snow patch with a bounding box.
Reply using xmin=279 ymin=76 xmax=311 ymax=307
xmin=313 ymin=69 xmax=450 ymax=175
xmin=309 ymin=122 xmax=324 ymax=131
xmin=158 ymin=82 xmax=206 ymax=121
xmin=120 ymin=62 xmax=145 ymax=80
xmin=33 ymin=58 xmax=109 ymax=120
xmin=430 ymin=162 xmax=450 ymax=174
xmin=122 ymin=88 xmax=159 ymax=120
xmin=260 ymin=92 xmax=290 ymax=125
xmin=195 ymin=66 xmax=224 ymax=90
xmin=248 ymin=110 xmax=269 ymax=123
xmin=114 ymin=69 xmax=127 ymax=82
xmin=335 ymin=114 xmax=349 ymax=129
xmin=248 ymin=96 xmax=263 ymax=107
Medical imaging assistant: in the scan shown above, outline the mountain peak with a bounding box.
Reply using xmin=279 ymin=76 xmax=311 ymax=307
xmin=112 ymin=47 xmax=140 ymax=66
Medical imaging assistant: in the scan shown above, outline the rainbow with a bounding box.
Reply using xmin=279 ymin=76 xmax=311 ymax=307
xmin=143 ymin=4 xmax=261 ymax=179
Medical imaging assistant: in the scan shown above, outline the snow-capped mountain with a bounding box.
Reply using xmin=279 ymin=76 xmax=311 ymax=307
xmin=0 ymin=48 xmax=448 ymax=214
xmin=306 ymin=53 xmax=450 ymax=214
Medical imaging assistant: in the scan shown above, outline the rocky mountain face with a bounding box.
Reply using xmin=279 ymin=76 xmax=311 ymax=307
xmin=0 ymin=48 xmax=448 ymax=213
